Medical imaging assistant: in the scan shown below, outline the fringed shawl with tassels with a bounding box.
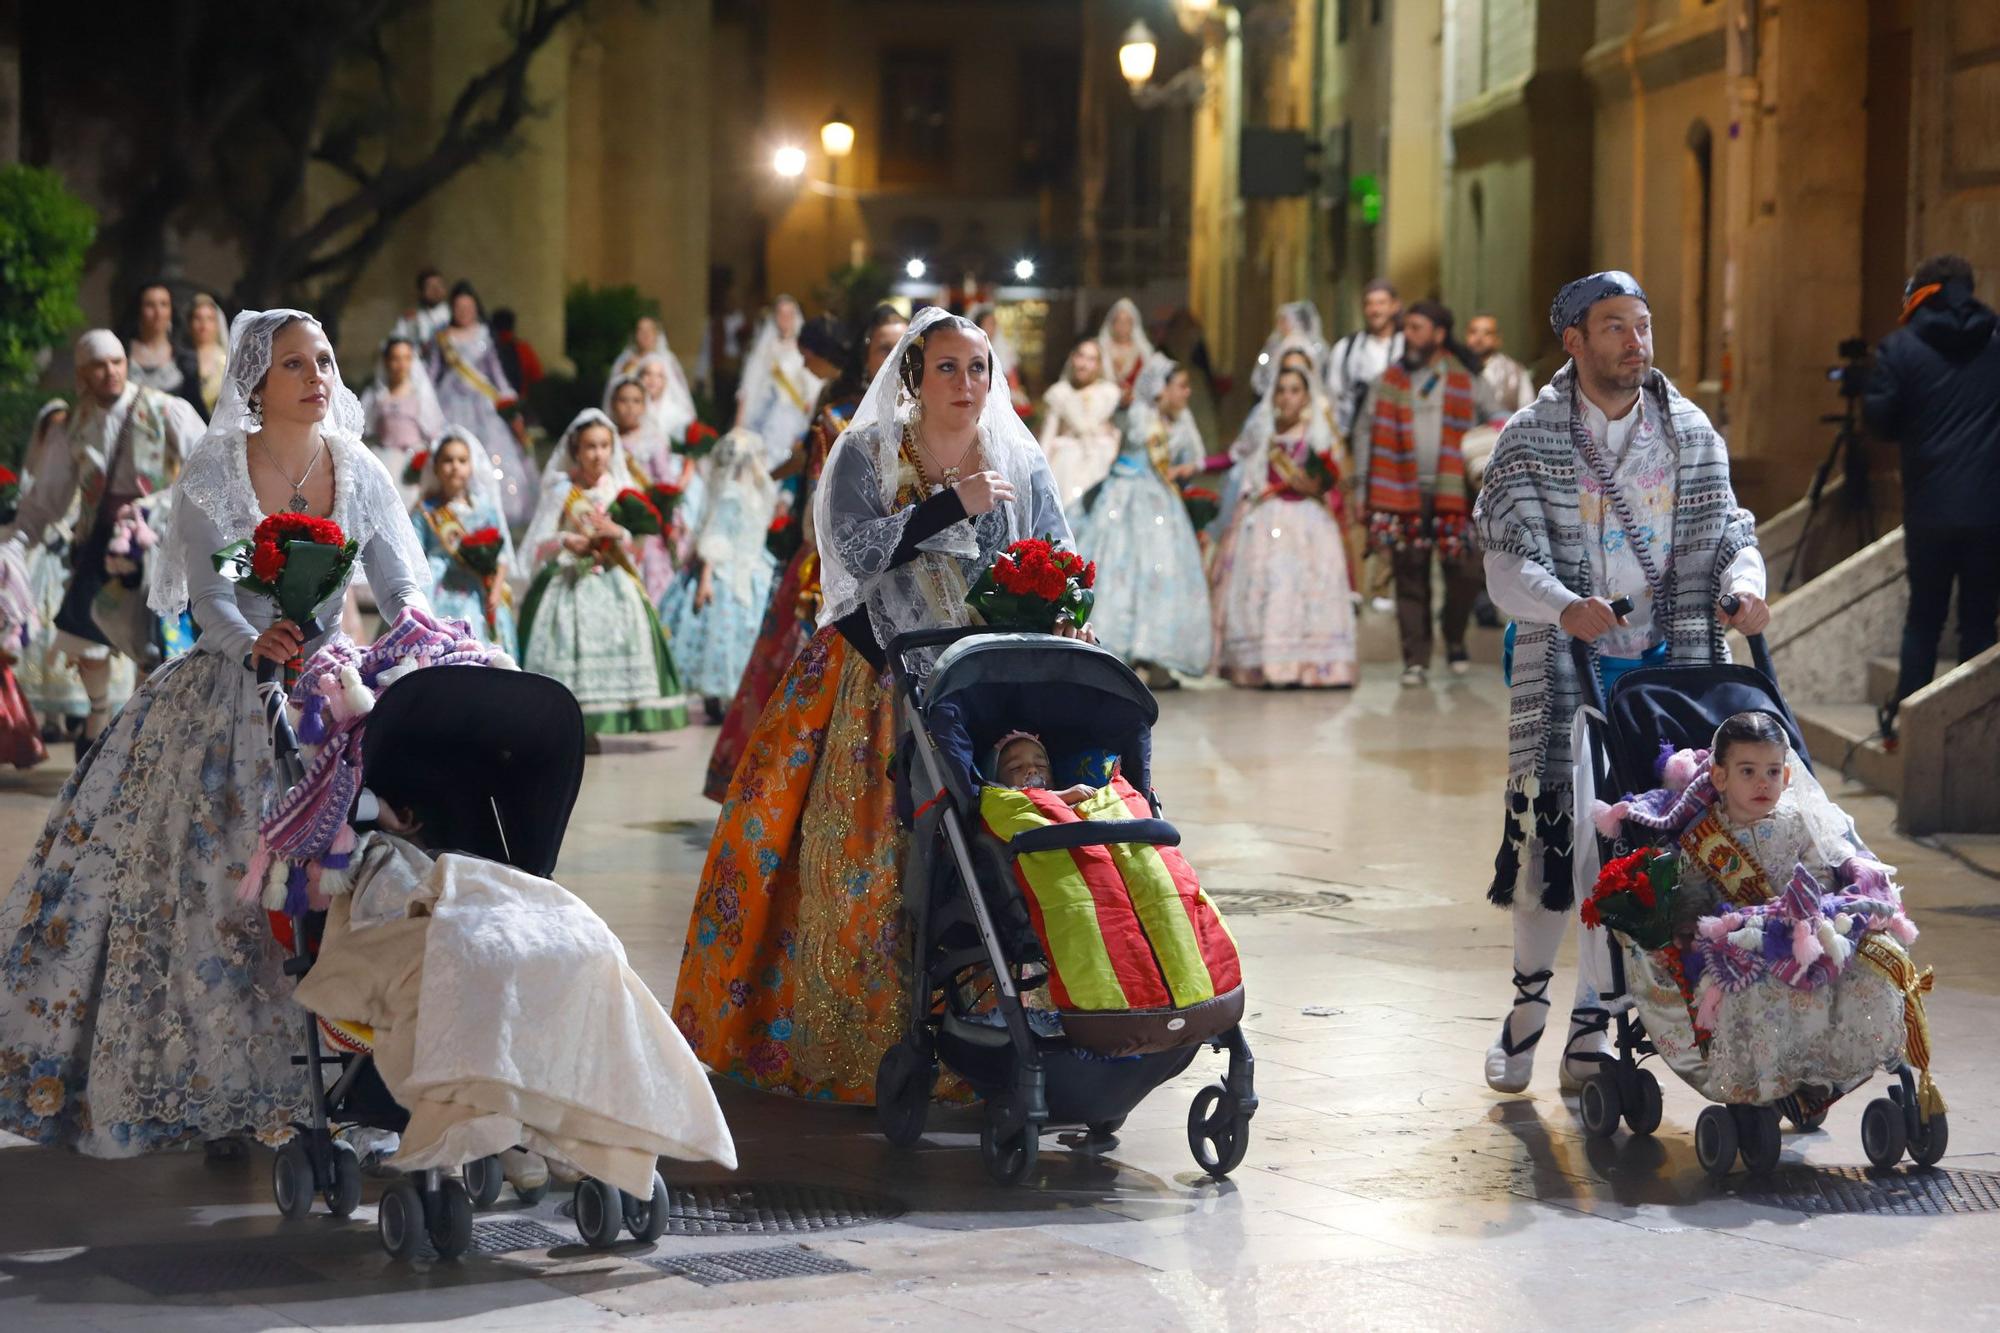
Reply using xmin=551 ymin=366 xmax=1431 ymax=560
xmin=1473 ymin=363 xmax=1756 ymax=909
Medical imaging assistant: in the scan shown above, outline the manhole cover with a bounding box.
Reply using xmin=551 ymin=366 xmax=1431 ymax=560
xmin=467 ymin=1219 xmax=573 ymax=1255
xmin=98 ymin=1249 xmax=326 ymax=1296
xmin=643 ymin=1244 xmax=861 ymax=1286
xmin=660 ymin=1181 xmax=904 ymax=1236
xmin=1206 ymin=885 xmax=1353 ymax=917
xmin=1738 ymin=1166 xmax=2000 ymax=1216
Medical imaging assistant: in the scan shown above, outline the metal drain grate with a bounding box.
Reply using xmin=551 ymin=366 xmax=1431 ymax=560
xmin=98 ymin=1249 xmax=327 ymax=1296
xmin=1206 ymin=886 xmax=1353 ymax=917
xmin=643 ymin=1245 xmax=860 ymax=1286
xmin=1739 ymin=1166 xmax=2000 ymax=1216
xmin=658 ymin=1181 xmax=904 ymax=1236
xmin=466 ymin=1219 xmax=574 ymax=1255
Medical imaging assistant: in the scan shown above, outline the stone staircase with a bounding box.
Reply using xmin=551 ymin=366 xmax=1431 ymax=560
xmin=1765 ymin=523 xmax=2000 ymax=835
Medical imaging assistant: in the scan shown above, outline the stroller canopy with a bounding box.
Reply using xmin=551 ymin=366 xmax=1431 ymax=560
xmin=918 ymin=634 xmax=1159 ymax=813
xmin=362 ymin=667 xmax=585 ymax=878
xmin=1603 ymin=661 xmax=1810 ymax=797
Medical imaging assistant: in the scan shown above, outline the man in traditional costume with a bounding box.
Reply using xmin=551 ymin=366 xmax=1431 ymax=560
xmin=2 ymin=330 xmax=204 ymax=751
xmin=392 ymin=267 xmax=451 ymax=347
xmin=1465 ymin=313 xmax=1537 ymax=415
xmin=1358 ymin=300 xmax=1494 ymax=686
xmin=1474 ymin=271 xmax=1771 ymax=1094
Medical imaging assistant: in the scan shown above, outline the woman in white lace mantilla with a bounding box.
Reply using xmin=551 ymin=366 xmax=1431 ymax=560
xmin=1036 ymin=338 xmax=1122 ymax=509
xmin=733 ymin=296 xmax=824 ymax=473
xmin=0 ymin=310 xmax=431 ymax=1155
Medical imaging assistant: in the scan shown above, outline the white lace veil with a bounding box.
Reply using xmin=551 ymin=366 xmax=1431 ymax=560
xmin=608 ymin=353 xmax=697 ymax=442
xmin=418 ymin=424 xmax=519 ymax=572
xmin=524 ymin=407 xmax=638 ymax=564
xmin=150 ymin=308 xmax=419 ymax=618
xmin=735 ymin=295 xmax=806 ymax=410
xmin=813 ymin=306 xmax=1070 ymax=653
xmin=1096 ymin=297 xmax=1155 ymax=368
xmin=695 ymin=428 xmax=779 ymax=608
xmin=364 ymin=335 xmax=444 ymax=441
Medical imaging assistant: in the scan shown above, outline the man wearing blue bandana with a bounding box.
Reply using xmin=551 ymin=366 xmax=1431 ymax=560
xmin=1473 ymin=270 xmax=1771 ymax=1094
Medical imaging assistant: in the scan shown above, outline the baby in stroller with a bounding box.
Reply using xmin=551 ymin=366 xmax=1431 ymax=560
xmin=1581 ymin=706 xmax=1946 ymax=1175
xmin=253 ymin=610 xmax=735 ymax=1257
xmin=990 ymin=730 xmax=1097 ymax=807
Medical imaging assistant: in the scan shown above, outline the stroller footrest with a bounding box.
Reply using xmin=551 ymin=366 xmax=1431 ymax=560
xmin=1008 ymin=818 xmax=1179 ymax=855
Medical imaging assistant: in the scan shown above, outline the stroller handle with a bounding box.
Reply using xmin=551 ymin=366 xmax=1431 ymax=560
xmin=1568 ymin=599 xmax=1778 ymax=715
xmin=1006 ymin=817 xmax=1180 ymax=856
xmin=886 ymin=624 xmax=1001 ymax=669
xmin=255 ymin=656 xmax=307 ymax=791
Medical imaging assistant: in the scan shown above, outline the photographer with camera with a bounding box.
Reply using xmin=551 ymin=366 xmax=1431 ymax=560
xmin=1864 ymin=254 xmax=2000 ymax=739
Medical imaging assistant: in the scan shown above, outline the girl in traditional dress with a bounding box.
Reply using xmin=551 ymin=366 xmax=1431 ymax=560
xmin=674 ymin=308 xmax=1077 ymax=1102
xmin=734 ymin=295 xmax=824 ymax=472
xmin=0 ymin=309 xmax=431 ymax=1155
xmin=187 ymin=294 xmax=230 ymax=419
xmin=10 ymin=402 xmax=132 ymax=737
xmin=1210 ymin=363 xmax=1357 ymax=687
xmin=516 ymin=409 xmax=685 ymax=739
xmin=1074 ymin=354 xmax=1212 ymax=679
xmin=658 ymin=429 xmax=779 ymax=718
xmin=1036 ymin=339 xmax=1122 ymax=509
xmin=1096 ymin=297 xmax=1155 ymax=406
xmin=428 ymin=281 xmax=533 ymax=531
xmin=634 ymin=349 xmax=700 ymax=446
xmin=360 ymin=336 xmax=445 ymax=504
xmin=605 ymin=372 xmax=701 ymax=606
xmin=411 ymin=426 xmax=519 ymax=657
xmin=704 ymin=305 xmax=908 ymax=802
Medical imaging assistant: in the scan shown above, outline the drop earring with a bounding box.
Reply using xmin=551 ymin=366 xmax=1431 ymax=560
xmin=248 ymin=393 xmax=264 ymax=432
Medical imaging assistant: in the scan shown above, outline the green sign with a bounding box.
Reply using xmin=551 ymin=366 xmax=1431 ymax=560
xmin=1349 ymin=174 xmax=1382 ymax=226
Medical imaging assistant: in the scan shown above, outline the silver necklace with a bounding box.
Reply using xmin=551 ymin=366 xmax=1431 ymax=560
xmin=262 ymin=437 xmax=327 ymax=513
xmin=906 ymin=420 xmax=976 ymax=488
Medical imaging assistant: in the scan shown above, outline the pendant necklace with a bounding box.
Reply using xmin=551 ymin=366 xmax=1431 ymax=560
xmin=263 ymin=438 xmax=326 ymax=513
xmin=906 ymin=420 xmax=975 ymax=491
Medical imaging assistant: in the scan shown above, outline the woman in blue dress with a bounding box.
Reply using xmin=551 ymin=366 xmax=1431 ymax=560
xmin=659 ymin=428 xmax=778 ymax=719
xmin=411 ymin=425 xmax=519 ymax=657
xmin=1074 ymin=354 xmax=1212 ymax=679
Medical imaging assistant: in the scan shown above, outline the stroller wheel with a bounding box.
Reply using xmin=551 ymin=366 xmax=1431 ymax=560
xmin=272 ymin=1140 xmax=316 ymax=1220
xmin=326 ymin=1140 xmax=364 ymax=1219
xmin=1786 ymin=1107 xmax=1829 ymax=1133
xmin=515 ymin=1177 xmax=551 ymax=1206
xmin=1624 ymin=1070 xmax=1664 ymax=1137
xmin=1695 ymin=1104 xmax=1738 ymax=1178
xmin=980 ymin=1101 xmax=1041 ymax=1187
xmin=1862 ymin=1097 xmax=1909 ymax=1168
xmin=622 ymin=1170 xmax=671 ymax=1243
xmin=462 ymin=1154 xmax=506 ymax=1209
xmin=378 ymin=1180 xmax=428 ymax=1262
xmin=875 ymin=1042 xmax=935 ymax=1149
xmin=1087 ymin=1116 xmax=1127 ymax=1141
xmin=1186 ymin=1084 xmax=1251 ymax=1178
xmin=1579 ymin=1073 xmax=1622 ymax=1139
xmin=1909 ymin=1111 xmax=1949 ymax=1168
xmin=575 ymin=1177 xmax=625 ymax=1248
xmin=1735 ymin=1105 xmax=1782 ymax=1174
xmin=430 ymin=1178 xmax=476 ymax=1260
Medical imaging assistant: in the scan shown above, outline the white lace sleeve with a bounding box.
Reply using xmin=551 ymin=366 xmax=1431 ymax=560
xmin=150 ymin=433 xmax=259 ymax=618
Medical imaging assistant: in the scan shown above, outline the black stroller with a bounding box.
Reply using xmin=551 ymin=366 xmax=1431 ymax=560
xmin=257 ymin=659 xmax=670 ymax=1256
xmin=1569 ymin=604 xmax=1946 ymax=1176
xmin=873 ymin=628 xmax=1256 ymax=1186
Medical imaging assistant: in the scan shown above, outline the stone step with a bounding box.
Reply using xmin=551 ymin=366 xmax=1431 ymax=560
xmin=1795 ymin=702 xmax=1904 ymax=799
xmin=1865 ymin=655 xmax=1960 ymax=708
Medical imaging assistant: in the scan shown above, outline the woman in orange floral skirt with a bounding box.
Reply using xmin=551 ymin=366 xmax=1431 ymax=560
xmin=673 ymin=309 xmax=1078 ymax=1102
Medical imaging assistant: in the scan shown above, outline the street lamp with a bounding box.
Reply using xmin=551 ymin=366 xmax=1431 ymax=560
xmin=1118 ymin=21 xmax=1158 ymax=88
xmin=819 ymin=108 xmax=855 ymax=160
xmin=1013 ymin=257 xmax=1036 ymax=282
xmin=905 ymin=258 xmax=927 ymax=280
xmin=773 ymin=145 xmax=807 ymax=179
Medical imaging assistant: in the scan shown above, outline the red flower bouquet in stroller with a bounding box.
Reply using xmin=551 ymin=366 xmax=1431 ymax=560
xmin=966 ymin=537 xmax=1095 ymax=633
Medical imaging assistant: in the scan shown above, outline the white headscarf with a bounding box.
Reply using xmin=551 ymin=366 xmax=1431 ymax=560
xmin=694 ymin=428 xmax=779 ymax=608
xmin=735 ymin=295 xmax=809 ymax=410
xmin=813 ymin=306 xmax=1070 ymax=656
xmin=523 ymin=407 xmax=641 ymax=565
xmin=606 ymin=353 xmax=697 ymax=443
xmin=1095 ymin=298 xmax=1155 ymax=370
xmin=150 ymin=308 xmax=422 ymax=617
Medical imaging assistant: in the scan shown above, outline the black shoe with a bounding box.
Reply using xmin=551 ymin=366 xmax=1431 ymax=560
xmin=1877 ymin=702 xmax=1900 ymax=751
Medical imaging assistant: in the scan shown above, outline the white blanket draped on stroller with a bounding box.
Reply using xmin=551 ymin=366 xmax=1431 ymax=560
xmin=295 ymin=832 xmax=736 ymax=1196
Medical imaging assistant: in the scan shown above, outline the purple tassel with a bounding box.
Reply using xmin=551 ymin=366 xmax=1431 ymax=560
xmin=284 ymin=861 xmax=311 ymax=917
xmin=296 ymin=694 xmax=329 ymax=746
xmin=1653 ymin=739 xmax=1677 ymax=780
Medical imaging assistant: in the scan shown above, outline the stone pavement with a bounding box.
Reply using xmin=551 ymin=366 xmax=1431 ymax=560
xmin=2 ymin=664 xmax=1997 ymax=1331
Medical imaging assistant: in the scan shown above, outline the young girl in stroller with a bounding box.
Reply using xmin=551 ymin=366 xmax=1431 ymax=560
xmin=255 ymin=610 xmax=735 ymax=1257
xmin=1580 ymin=709 xmax=1947 ymax=1176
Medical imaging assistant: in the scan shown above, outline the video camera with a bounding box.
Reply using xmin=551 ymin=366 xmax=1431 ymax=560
xmin=1826 ymin=336 xmax=1871 ymax=401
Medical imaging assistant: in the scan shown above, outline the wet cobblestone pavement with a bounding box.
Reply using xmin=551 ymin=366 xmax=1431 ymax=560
xmin=3 ymin=664 xmax=1996 ymax=1330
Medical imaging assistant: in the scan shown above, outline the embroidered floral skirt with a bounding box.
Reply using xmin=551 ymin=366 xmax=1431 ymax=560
xmin=0 ymin=650 xmax=306 ymax=1154
xmin=703 ymin=550 xmax=814 ymax=803
xmin=1211 ymin=493 xmax=1357 ymax=687
xmin=673 ymin=626 xmax=907 ymax=1102
xmin=518 ymin=558 xmax=686 ymax=735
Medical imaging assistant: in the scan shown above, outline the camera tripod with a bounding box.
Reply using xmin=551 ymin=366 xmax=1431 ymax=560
xmin=1781 ymin=367 xmax=1876 ymax=594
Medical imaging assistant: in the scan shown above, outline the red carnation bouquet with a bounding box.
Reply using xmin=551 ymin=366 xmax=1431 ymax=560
xmin=401 ymin=451 xmax=429 ymax=487
xmin=965 ymin=536 xmax=1095 ymax=633
xmin=606 ymin=488 xmax=664 ymax=538
xmin=1300 ymin=447 xmax=1340 ymax=496
xmin=647 ymin=481 xmax=686 ymax=524
xmin=455 ymin=526 xmax=504 ymax=579
xmin=0 ymin=466 xmax=18 ymax=524
xmin=1579 ymin=848 xmax=1680 ymax=950
xmin=675 ymin=422 xmax=721 ymax=462
xmin=1180 ymin=485 xmax=1220 ymax=530
xmin=214 ymin=513 xmax=358 ymax=627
